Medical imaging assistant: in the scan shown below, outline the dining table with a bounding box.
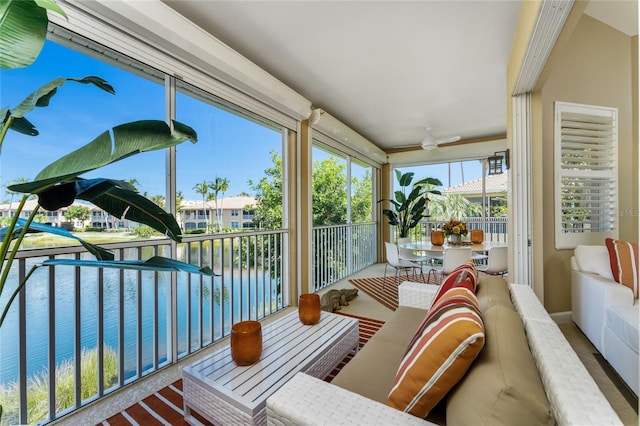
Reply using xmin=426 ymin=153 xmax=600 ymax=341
xmin=399 ymin=240 xmax=508 ymax=261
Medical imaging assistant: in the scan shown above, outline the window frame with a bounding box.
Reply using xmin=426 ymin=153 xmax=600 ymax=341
xmin=554 ymin=101 xmax=618 ymax=249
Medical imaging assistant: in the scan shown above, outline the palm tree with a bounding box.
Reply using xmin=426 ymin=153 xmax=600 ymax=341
xmin=429 ymin=193 xmax=480 ymax=221
xmin=193 ymin=180 xmax=213 ymax=229
xmin=175 ymin=190 xmax=185 ymax=228
xmin=5 ymin=177 xmax=29 ymax=214
xmin=124 ymin=178 xmax=140 ymax=191
xmin=149 ymin=195 xmax=166 ymax=209
xmin=213 ymin=176 xmax=230 ymax=230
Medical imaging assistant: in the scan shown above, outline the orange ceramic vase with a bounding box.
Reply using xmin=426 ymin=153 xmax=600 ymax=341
xmin=431 ymin=230 xmax=445 ymax=246
xmin=470 ymin=229 xmax=484 ymax=244
xmin=298 ymin=293 xmax=321 ymax=325
xmin=230 ymin=321 xmax=262 ymax=366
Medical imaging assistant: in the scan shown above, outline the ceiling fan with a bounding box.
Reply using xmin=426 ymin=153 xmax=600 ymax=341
xmin=420 ymin=127 xmax=461 ymax=150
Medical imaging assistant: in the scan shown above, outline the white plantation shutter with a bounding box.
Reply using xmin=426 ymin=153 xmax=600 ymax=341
xmin=554 ymin=101 xmax=618 ymax=249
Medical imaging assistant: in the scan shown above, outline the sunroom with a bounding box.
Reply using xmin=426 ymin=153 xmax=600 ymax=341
xmin=0 ymin=0 xmax=637 ymax=425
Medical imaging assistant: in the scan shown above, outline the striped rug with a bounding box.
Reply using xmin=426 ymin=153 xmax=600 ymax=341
xmin=99 ymin=312 xmax=384 ymax=425
xmin=323 ymin=312 xmax=385 ymax=382
xmin=348 ymin=273 xmax=438 ymax=311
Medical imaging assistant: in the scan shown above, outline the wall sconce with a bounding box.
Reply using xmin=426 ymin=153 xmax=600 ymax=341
xmin=487 ymin=149 xmax=510 ymax=175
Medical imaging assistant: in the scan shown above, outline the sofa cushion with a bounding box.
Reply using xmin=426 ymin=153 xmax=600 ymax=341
xmin=387 ymin=286 xmax=484 ymax=418
xmin=605 ymin=238 xmax=639 ymax=298
xmin=369 ymin=306 xmax=429 ymax=347
xmin=574 ymin=245 xmax=614 ymax=280
xmin=476 ymin=275 xmax=514 ymax=313
xmin=331 ymin=338 xmax=408 ymax=404
xmin=446 ymin=304 xmax=554 ymax=426
xmin=605 ymin=303 xmax=639 ymax=353
xmin=331 ymin=306 xmax=429 ymax=404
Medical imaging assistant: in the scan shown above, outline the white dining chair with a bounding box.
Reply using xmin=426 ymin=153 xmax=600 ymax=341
xmin=383 ymin=242 xmax=422 ymax=289
xmin=476 ymin=246 xmax=508 ymax=276
xmin=397 ymin=237 xmax=432 ymax=274
xmin=429 ymin=247 xmax=472 ymax=284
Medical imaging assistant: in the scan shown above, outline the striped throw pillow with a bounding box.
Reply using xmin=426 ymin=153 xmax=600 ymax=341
xmin=387 ymin=286 xmax=485 ymax=418
xmin=430 ymin=260 xmax=478 ymax=307
xmin=406 ymin=270 xmax=476 ymax=352
xmin=605 ymin=238 xmax=639 ymax=299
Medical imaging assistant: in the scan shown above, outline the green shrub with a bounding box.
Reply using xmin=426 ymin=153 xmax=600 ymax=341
xmin=83 ymin=227 xmax=105 ymax=232
xmin=130 ymin=224 xmax=161 ymax=238
xmin=185 ymin=228 xmax=205 ymax=234
xmin=0 ymin=346 xmax=118 ymax=425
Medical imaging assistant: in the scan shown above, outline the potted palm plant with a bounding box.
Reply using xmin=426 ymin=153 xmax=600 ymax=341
xmin=379 ymin=170 xmax=442 ymax=238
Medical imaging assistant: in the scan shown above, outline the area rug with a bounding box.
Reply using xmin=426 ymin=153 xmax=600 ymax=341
xmin=348 ymin=273 xmax=438 ymax=311
xmin=99 ymin=312 xmax=385 ymax=426
xmin=323 ymin=312 xmax=385 ymax=382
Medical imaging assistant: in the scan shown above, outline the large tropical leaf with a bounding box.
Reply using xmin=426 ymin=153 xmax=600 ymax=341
xmin=381 ymin=209 xmax=399 ymax=226
xmin=1 ymin=77 xmax=114 ymax=138
xmin=0 ymin=0 xmax=47 ymax=69
xmin=415 ymin=177 xmax=443 ymax=188
xmin=0 ymin=0 xmax=66 ymax=69
xmin=0 ymin=218 xmax=114 ymax=260
xmin=31 ymin=178 xmax=183 ymax=241
xmin=9 ymin=120 xmax=197 ymax=194
xmin=76 ymin=179 xmax=183 ymax=241
xmin=10 ymin=76 xmax=115 ymax=119
xmin=398 ymin=171 xmax=414 ymax=187
xmin=7 ymin=115 xmax=38 ymax=136
xmin=41 ymin=256 xmax=216 ymax=276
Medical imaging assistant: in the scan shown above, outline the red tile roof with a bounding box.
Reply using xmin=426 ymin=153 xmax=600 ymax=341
xmin=442 ymin=171 xmax=507 ymax=195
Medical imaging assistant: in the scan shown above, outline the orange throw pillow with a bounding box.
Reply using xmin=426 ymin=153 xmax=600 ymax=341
xmin=387 ymin=286 xmax=485 ymax=418
xmin=605 ymin=238 xmax=639 ymax=299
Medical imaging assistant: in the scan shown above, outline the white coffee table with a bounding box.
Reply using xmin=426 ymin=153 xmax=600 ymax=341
xmin=182 ymin=310 xmax=359 ymax=425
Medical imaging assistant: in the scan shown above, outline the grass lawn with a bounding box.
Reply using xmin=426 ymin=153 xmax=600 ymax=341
xmin=17 ymin=231 xmax=149 ymax=249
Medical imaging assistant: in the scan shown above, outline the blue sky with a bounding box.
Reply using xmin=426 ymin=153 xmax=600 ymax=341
xmin=1 ymin=40 xmax=482 ymax=203
xmin=401 ymin=161 xmax=484 ymax=189
xmin=0 ymin=41 xmax=281 ymax=201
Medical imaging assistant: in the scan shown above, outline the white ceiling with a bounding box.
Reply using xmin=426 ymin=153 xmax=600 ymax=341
xmin=162 ymin=1 xmax=637 ymax=152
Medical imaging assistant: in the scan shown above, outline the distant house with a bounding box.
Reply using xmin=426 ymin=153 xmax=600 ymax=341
xmin=0 ymin=199 xmax=105 ymax=229
xmin=0 ymin=196 xmax=258 ymax=231
xmin=88 ymin=205 xmax=137 ymax=229
xmin=0 ymin=199 xmax=137 ymax=230
xmin=180 ymin=195 xmax=256 ymax=230
xmin=442 ymin=172 xmax=507 ymax=216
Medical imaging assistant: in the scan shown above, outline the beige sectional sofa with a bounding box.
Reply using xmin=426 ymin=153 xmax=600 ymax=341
xmin=267 ymin=276 xmax=622 ymax=425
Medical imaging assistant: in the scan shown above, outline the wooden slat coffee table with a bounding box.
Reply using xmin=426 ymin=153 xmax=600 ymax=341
xmin=182 ymin=310 xmax=359 ymax=425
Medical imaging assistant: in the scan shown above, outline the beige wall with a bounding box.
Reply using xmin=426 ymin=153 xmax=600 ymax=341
xmin=538 ymin=15 xmax=638 ymax=312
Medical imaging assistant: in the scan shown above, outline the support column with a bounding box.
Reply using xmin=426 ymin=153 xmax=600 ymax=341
xmin=378 ymin=163 xmax=392 ymax=262
xmin=296 ymin=120 xmax=313 ymax=296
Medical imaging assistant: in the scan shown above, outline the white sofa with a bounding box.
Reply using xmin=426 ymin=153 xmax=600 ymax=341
xmin=267 ymin=278 xmax=622 ymax=425
xmin=571 ymin=245 xmax=639 ymax=396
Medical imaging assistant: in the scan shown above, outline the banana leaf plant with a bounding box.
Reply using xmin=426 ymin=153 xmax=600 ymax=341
xmin=0 ymin=1 xmax=215 ymax=422
xmin=378 ymin=170 xmax=442 ymax=238
xmin=0 ymin=0 xmax=66 ymax=69
xmin=0 ymin=76 xmax=217 ymax=330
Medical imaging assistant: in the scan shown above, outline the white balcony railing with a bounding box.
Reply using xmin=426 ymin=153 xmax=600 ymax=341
xmin=0 ymin=230 xmax=287 ymax=425
xmin=1 ymin=220 xmax=384 ymax=423
xmin=312 ymin=222 xmax=377 ymax=291
xmin=397 ymin=217 xmax=508 ymax=243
